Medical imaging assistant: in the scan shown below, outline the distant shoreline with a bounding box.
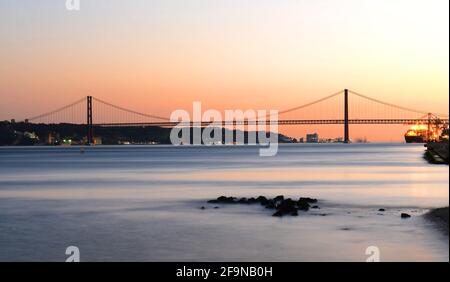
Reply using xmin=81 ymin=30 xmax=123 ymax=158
xmin=0 ymin=142 xmax=423 ymax=147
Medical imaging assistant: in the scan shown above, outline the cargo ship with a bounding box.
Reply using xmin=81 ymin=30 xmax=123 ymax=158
xmin=404 ymin=124 xmax=428 ymax=143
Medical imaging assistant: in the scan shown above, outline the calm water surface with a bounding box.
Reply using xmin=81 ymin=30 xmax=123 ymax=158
xmin=0 ymin=144 xmax=448 ymax=261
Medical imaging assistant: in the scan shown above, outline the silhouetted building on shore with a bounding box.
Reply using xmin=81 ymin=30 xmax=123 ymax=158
xmin=306 ymin=133 xmax=319 ymax=143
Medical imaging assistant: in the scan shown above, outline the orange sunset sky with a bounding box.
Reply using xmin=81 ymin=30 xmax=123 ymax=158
xmin=0 ymin=0 xmax=448 ymax=141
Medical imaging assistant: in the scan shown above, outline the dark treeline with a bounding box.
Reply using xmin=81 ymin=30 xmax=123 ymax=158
xmin=0 ymin=121 xmax=294 ymax=146
xmin=0 ymin=122 xmax=171 ymax=145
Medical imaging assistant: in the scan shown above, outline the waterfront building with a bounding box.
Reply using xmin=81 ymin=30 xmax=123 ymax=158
xmin=306 ymin=133 xmax=319 ymax=143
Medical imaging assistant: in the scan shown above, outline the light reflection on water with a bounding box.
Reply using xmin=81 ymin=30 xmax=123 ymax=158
xmin=0 ymin=144 xmax=448 ymax=261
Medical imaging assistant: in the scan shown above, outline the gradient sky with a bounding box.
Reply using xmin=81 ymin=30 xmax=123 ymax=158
xmin=0 ymin=0 xmax=448 ymax=141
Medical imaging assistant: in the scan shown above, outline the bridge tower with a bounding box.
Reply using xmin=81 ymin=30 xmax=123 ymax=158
xmin=87 ymin=96 xmax=93 ymax=144
xmin=426 ymin=112 xmax=432 ymax=142
xmin=344 ymin=89 xmax=349 ymax=143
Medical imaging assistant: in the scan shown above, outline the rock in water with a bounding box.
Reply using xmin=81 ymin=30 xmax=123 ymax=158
xmin=256 ymin=196 xmax=268 ymax=203
xmin=265 ymin=201 xmax=276 ymax=209
xmin=299 ymin=197 xmax=318 ymax=203
xmin=274 ymin=195 xmax=284 ymax=202
xmin=208 ymin=196 xmax=236 ymax=204
xmin=206 ymin=195 xmax=320 ymax=217
xmin=401 ymin=213 xmax=411 ymax=218
xmin=238 ymin=198 xmax=248 ymax=204
xmin=273 ymin=199 xmax=298 ymax=216
xmin=248 ymin=197 xmax=258 ymax=204
xmin=297 ymin=199 xmax=311 ymax=211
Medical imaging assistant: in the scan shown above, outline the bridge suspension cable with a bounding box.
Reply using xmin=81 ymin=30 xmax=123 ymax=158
xmin=349 ymin=90 xmax=449 ymax=117
xmin=93 ymin=90 xmax=345 ymax=123
xmin=20 ymin=89 xmax=448 ymax=125
xmin=277 ymin=90 xmax=344 ymax=116
xmin=247 ymin=90 xmax=345 ymax=121
xmin=26 ymin=97 xmax=85 ymax=122
xmin=92 ymin=97 xmax=170 ymax=122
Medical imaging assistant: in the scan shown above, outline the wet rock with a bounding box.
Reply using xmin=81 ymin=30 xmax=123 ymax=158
xmin=256 ymin=196 xmax=267 ymax=201
xmin=378 ymin=208 xmax=385 ymax=212
xmin=297 ymin=201 xmax=310 ymax=211
xmin=272 ymin=209 xmax=298 ymax=217
xmin=273 ymin=195 xmax=284 ymax=206
xmin=274 ymin=195 xmax=284 ymax=201
xmin=208 ymin=196 xmax=236 ymax=204
xmin=238 ymin=198 xmax=248 ymax=204
xmin=275 ymin=199 xmax=298 ymax=216
xmin=221 ymin=196 xmax=237 ymax=203
xmin=401 ymin=213 xmax=411 ymax=219
xmin=265 ymin=201 xmax=276 ymax=209
xmin=256 ymin=196 xmax=268 ymax=205
xmin=248 ymin=197 xmax=258 ymax=204
xmin=311 ymin=205 xmax=320 ymax=209
xmin=207 ymin=195 xmax=320 ymax=217
xmin=299 ymin=197 xmax=318 ymax=204
xmin=214 ymin=206 xmax=219 ymax=209
xmin=200 ymin=206 xmax=205 ymax=210
xmin=297 ymin=197 xmax=316 ymax=211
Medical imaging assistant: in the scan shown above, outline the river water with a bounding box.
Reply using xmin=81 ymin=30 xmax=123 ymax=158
xmin=0 ymin=144 xmax=448 ymax=261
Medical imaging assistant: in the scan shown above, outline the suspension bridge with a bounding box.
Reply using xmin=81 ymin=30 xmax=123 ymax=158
xmin=19 ymin=89 xmax=449 ymax=144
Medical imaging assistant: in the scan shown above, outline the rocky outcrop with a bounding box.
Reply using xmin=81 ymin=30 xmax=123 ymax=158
xmin=207 ymin=195 xmax=319 ymax=217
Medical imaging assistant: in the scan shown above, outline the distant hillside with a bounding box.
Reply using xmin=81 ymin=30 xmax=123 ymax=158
xmin=0 ymin=121 xmax=296 ymax=146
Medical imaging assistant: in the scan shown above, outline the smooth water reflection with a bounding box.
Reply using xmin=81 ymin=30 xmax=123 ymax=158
xmin=0 ymin=144 xmax=448 ymax=261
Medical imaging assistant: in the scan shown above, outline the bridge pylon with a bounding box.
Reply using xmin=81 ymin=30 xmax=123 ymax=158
xmin=87 ymin=96 xmax=93 ymax=144
xmin=344 ymin=89 xmax=349 ymax=143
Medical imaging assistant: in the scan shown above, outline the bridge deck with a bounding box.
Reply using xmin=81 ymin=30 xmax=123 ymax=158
xmin=94 ymin=119 xmax=449 ymax=127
